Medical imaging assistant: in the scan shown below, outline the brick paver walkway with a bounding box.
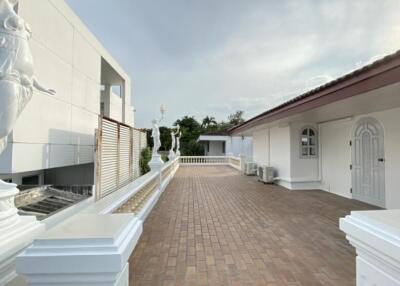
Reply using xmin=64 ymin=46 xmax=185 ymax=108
xmin=129 ymin=166 xmax=377 ymax=286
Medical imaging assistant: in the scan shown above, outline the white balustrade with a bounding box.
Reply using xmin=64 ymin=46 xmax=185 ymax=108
xmin=179 ymin=155 xmax=242 ymax=170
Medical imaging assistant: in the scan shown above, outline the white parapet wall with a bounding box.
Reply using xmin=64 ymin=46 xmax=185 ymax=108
xmin=14 ymin=156 xmax=242 ymax=285
xmin=340 ymin=210 xmax=400 ymax=285
xmin=15 ymin=157 xmax=180 ymax=286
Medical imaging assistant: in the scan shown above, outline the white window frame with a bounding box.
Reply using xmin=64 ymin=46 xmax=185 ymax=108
xmin=300 ymin=126 xmax=318 ymax=158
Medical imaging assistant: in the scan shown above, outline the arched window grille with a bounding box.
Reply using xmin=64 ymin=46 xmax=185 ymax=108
xmin=300 ymin=127 xmax=318 ymax=158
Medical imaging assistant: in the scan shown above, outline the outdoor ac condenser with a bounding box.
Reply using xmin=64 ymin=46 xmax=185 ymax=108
xmin=257 ymin=166 xmax=274 ymax=183
xmin=244 ymin=162 xmax=257 ymax=176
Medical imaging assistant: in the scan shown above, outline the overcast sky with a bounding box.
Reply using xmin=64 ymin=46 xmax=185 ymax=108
xmin=66 ymin=0 xmax=400 ymax=127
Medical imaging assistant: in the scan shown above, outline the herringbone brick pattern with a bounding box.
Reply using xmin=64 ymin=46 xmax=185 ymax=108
xmin=129 ymin=166 xmax=377 ymax=286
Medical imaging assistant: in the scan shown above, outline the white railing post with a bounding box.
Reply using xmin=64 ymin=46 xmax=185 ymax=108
xmin=240 ymin=154 xmax=246 ymax=172
xmin=0 ymin=181 xmax=44 ymax=285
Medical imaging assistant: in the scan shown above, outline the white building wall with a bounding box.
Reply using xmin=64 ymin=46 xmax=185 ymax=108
xmin=317 ymin=107 xmax=400 ymax=208
xmin=319 ymin=118 xmax=352 ymax=199
xmin=270 ymin=126 xmax=291 ymax=180
xmin=252 ymin=129 xmax=269 ymax=166
xmin=0 ymin=0 xmax=133 ymax=174
xmin=200 ymin=135 xmax=252 ymax=157
xmin=353 ymin=107 xmax=400 ymax=209
xmin=109 ymin=92 xmax=123 ymax=122
xmin=247 ymin=107 xmax=400 ymax=208
xmin=208 ymin=141 xmax=225 ymax=156
xmin=289 ymin=122 xmax=319 ymax=185
xmin=231 ymin=137 xmax=253 ymax=158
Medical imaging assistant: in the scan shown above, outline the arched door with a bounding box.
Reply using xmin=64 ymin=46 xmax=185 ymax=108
xmin=352 ymin=117 xmax=385 ymax=208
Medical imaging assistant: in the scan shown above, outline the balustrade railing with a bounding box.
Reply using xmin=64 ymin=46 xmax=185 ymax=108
xmin=179 ymin=155 xmax=242 ymax=170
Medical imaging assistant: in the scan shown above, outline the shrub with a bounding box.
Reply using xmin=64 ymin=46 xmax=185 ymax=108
xmin=161 ymin=154 xmax=169 ymax=162
xmin=139 ymin=147 xmax=152 ymax=175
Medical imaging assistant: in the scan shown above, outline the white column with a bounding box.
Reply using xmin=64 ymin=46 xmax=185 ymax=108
xmin=16 ymin=213 xmax=142 ymax=286
xmin=340 ymin=209 xmax=400 ymax=286
xmin=0 ymin=180 xmax=44 ymax=285
xmin=240 ymin=154 xmax=246 ymax=172
xmin=121 ymin=82 xmax=126 ymax=124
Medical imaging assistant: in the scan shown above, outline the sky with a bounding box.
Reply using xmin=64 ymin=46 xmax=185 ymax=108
xmin=66 ymin=0 xmax=400 ymax=127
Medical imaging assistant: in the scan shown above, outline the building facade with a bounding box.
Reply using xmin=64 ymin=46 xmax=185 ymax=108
xmin=230 ymin=51 xmax=400 ymax=209
xmin=0 ymin=0 xmax=134 ymax=185
xmin=198 ymin=133 xmax=253 ymax=158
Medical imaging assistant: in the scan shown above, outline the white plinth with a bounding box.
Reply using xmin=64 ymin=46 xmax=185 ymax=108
xmin=0 ymin=216 xmax=44 ymax=286
xmin=148 ymin=154 xmax=164 ymax=172
xmin=340 ymin=209 xmax=400 ymax=286
xmin=239 ymin=154 xmax=246 ymax=172
xmin=0 ymin=180 xmax=45 ymax=286
xmin=168 ymin=150 xmax=175 ymax=161
xmin=16 ymin=214 xmax=142 ymax=286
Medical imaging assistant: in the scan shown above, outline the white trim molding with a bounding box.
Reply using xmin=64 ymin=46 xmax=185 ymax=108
xmin=275 ymin=177 xmax=321 ymax=190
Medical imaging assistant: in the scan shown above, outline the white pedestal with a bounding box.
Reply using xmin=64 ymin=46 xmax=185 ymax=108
xmin=16 ymin=213 xmax=142 ymax=286
xmin=148 ymin=154 xmax=164 ymax=172
xmin=239 ymin=154 xmax=246 ymax=172
xmin=0 ymin=180 xmax=44 ymax=285
xmin=340 ymin=209 xmax=400 ymax=286
xmin=176 ymin=150 xmax=180 ymax=156
xmin=168 ymin=150 xmax=175 ymax=161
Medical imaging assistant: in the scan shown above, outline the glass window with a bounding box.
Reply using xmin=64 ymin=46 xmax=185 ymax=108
xmin=300 ymin=127 xmax=317 ymax=158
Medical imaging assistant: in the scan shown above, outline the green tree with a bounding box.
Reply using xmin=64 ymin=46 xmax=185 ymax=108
xmin=159 ymin=126 xmax=172 ymax=151
xmin=174 ymin=116 xmax=204 ymax=156
xmin=201 ymin=116 xmax=217 ymax=128
xmin=228 ymin=110 xmax=245 ymax=126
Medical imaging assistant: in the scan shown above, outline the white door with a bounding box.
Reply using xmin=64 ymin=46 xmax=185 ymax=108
xmin=352 ymin=117 xmax=385 ymax=208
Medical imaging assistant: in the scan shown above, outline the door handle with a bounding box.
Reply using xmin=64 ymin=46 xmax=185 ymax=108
xmin=378 ymin=158 xmax=385 ymax=162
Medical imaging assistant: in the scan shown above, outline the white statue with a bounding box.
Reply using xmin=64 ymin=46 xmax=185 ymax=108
xmin=0 ymin=3 xmax=48 ymax=282
xmin=176 ymin=131 xmax=182 ymax=156
xmin=168 ymin=124 xmax=180 ymax=160
xmin=170 ymin=131 xmax=176 ymax=152
xmin=0 ymin=0 xmax=55 ymax=154
xmin=151 ymin=119 xmax=161 ymax=155
xmin=148 ymin=105 xmax=165 ymax=171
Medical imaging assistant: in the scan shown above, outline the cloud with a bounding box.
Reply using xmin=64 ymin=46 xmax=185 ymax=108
xmin=67 ymin=0 xmax=400 ymax=127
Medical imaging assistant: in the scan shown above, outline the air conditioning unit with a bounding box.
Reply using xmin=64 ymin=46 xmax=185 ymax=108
xmin=244 ymin=162 xmax=257 ymax=176
xmin=258 ymin=166 xmax=274 ymax=183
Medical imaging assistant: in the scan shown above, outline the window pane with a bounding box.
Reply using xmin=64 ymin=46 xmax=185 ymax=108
xmin=310 ymin=147 xmax=316 ymax=156
xmin=302 ymin=147 xmax=308 ymax=156
xmin=301 ymin=136 xmax=308 ymax=146
xmin=309 ymin=136 xmax=316 ymax=146
xmin=309 ymin=129 xmax=315 ymax=136
xmin=302 ymin=129 xmax=308 ymax=135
